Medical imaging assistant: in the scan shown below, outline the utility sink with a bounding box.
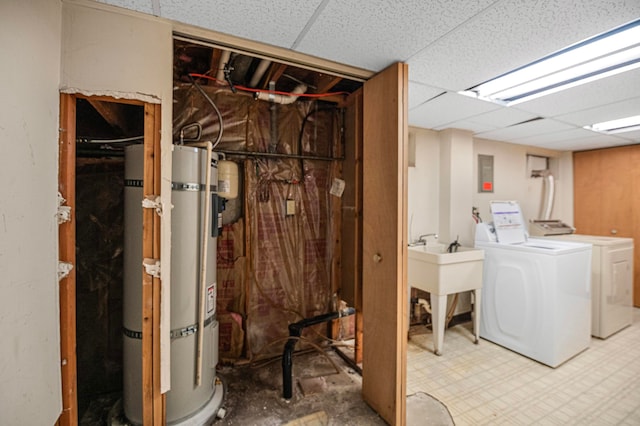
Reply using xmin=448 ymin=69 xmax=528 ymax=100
xmin=408 ymin=244 xmax=485 ymax=355
xmin=408 ymin=245 xmax=484 ymax=295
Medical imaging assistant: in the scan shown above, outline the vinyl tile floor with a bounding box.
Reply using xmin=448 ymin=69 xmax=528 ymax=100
xmin=407 ymin=308 xmax=640 ymax=425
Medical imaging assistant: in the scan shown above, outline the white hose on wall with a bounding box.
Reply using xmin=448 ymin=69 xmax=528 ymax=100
xmin=542 ymin=173 xmax=555 ymax=220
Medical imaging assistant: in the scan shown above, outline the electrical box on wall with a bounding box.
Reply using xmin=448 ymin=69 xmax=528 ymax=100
xmin=478 ymin=154 xmax=494 ymax=193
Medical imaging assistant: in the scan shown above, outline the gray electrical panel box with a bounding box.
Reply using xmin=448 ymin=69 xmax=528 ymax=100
xmin=478 ymin=154 xmax=494 ymax=193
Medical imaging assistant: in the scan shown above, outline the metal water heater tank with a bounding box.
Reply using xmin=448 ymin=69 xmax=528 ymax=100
xmin=123 ymin=144 xmax=223 ymax=425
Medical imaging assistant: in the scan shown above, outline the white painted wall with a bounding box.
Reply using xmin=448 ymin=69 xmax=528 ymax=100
xmin=408 ymin=127 xmax=571 ymax=316
xmin=407 ymin=127 xmax=440 ymax=243
xmin=473 ymin=137 xmax=572 ymax=228
xmin=61 ymin=0 xmax=174 ymax=391
xmin=0 ymin=1 xmax=63 ymax=424
xmin=438 ymin=129 xmax=475 ymax=247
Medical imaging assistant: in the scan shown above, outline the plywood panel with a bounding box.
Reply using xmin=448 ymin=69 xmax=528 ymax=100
xmin=630 ymin=146 xmax=640 ymax=307
xmin=600 ymin=147 xmax=633 ymax=237
xmin=362 ymin=62 xmax=408 ymax=426
xmin=573 ymin=149 xmax=602 ymax=235
xmin=574 ymin=145 xmax=640 ymax=307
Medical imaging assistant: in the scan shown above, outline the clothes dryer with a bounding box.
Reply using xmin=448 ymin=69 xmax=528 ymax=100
xmin=474 ymin=201 xmax=592 ymax=367
xmin=543 ymin=234 xmax=633 ymax=338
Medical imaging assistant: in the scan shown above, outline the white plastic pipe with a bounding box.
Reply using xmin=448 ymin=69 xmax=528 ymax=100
xmin=255 ymin=83 xmax=307 ymax=104
xmin=186 ymin=141 xmax=213 ymax=386
xmin=216 ymin=50 xmax=231 ymax=82
xmin=249 ymin=59 xmax=271 ymax=88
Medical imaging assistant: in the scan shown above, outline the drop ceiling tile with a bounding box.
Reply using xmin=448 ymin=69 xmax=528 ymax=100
xmin=408 ymin=92 xmax=499 ymax=130
xmin=436 ymin=119 xmax=497 ymax=134
xmin=555 ymin=97 xmax=640 ymax=128
xmin=542 ymin=133 xmax=636 ymax=151
xmin=467 ymin=107 xmax=539 ymax=129
xmin=611 ymin=129 xmax=640 ymax=143
xmin=513 ymin=69 xmax=640 ymax=118
xmin=95 ymin=0 xmax=154 ymax=13
xmin=294 ymin=0 xmax=495 ymax=72
xmin=513 ymin=127 xmax=596 ymax=146
xmin=159 ymin=0 xmax=324 ymax=48
xmin=476 ymin=118 xmax=574 ymax=142
xmin=408 ymin=82 xmax=443 ymax=110
xmin=409 ymin=1 xmax=640 ymax=92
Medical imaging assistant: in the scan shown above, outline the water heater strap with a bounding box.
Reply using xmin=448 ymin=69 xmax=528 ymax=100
xmin=122 ymin=316 xmax=216 ymax=340
xmin=125 ymin=179 xmax=217 ymax=192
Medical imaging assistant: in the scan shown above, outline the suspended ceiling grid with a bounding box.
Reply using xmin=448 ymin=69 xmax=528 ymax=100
xmin=95 ymin=0 xmax=640 ymax=151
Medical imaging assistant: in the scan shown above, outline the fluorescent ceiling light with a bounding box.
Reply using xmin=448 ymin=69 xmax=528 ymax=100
xmin=585 ymin=115 xmax=640 ymax=134
xmin=460 ymin=19 xmax=640 ymax=105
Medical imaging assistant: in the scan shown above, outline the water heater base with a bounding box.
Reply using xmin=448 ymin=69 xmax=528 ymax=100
xmin=109 ymin=377 xmax=225 ymax=426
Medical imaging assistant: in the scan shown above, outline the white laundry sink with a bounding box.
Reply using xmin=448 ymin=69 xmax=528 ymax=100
xmin=408 ymin=245 xmax=484 ymax=295
xmin=408 ymin=244 xmax=485 ymax=355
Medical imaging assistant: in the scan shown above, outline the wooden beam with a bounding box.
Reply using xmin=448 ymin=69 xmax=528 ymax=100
xmin=87 ymin=99 xmax=132 ymax=134
xmin=262 ymin=63 xmax=287 ymax=88
xmin=316 ymin=74 xmax=342 ymax=94
xmin=141 ymin=103 xmax=160 ymax=425
xmin=209 ymin=48 xmax=222 ymax=84
xmin=355 ymin=309 xmax=363 ymax=364
xmin=150 ymin=103 xmax=165 ymax=423
xmin=57 ymin=93 xmax=79 ymax=426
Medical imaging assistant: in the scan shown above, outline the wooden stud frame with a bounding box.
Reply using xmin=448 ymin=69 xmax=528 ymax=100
xmin=57 ymin=94 xmax=164 ymax=425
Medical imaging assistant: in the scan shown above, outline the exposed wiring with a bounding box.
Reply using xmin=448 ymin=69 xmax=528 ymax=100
xmin=298 ymin=105 xmax=338 ymax=156
xmin=188 ymin=75 xmax=224 ymax=148
xmin=188 ymin=73 xmax=350 ymax=99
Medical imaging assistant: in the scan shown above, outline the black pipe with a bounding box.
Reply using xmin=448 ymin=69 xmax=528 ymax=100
xmin=216 ymin=149 xmax=343 ymax=162
xmin=282 ymin=307 xmax=356 ymax=399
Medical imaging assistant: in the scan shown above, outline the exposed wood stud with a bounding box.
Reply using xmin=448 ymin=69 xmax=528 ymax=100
xmin=88 ymin=99 xmax=132 ymax=135
xmin=57 ymin=93 xmax=79 ymax=426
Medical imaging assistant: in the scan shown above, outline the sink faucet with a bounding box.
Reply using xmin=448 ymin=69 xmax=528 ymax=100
xmin=416 ymin=233 xmax=438 ymax=246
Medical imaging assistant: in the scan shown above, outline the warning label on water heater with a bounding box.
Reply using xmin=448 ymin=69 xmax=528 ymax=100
xmin=207 ymin=283 xmax=216 ymax=317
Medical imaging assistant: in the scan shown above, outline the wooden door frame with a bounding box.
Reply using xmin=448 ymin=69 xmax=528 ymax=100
xmin=57 ymin=93 xmax=163 ymax=425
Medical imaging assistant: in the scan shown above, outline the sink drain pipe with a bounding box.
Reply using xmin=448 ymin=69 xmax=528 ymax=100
xmin=282 ymin=307 xmax=356 ymax=399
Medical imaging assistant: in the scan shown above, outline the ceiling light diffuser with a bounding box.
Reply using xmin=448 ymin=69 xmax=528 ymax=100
xmin=585 ymin=115 xmax=640 ymax=134
xmin=460 ymin=19 xmax=640 ymax=105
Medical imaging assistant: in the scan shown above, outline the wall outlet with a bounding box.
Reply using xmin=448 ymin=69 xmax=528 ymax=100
xmin=286 ymin=199 xmax=295 ymax=216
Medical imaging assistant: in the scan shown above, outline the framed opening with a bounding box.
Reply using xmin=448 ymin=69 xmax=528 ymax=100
xmin=58 ymin=93 xmax=162 ymax=426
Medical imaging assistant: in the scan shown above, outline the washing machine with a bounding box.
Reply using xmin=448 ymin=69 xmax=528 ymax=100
xmin=475 ymin=201 xmax=592 ymax=368
xmin=531 ymin=222 xmax=634 ymax=339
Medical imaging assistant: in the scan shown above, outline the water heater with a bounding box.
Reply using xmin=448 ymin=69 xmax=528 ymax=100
xmin=123 ymin=144 xmax=223 ymax=425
